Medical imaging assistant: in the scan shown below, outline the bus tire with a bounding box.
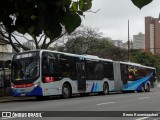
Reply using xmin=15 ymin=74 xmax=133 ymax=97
xmin=61 ymin=83 xmax=71 ymax=99
xmin=141 ymin=84 xmax=145 ymax=92
xmin=99 ymin=82 xmax=109 ymax=95
xmin=145 ymin=83 xmax=150 ymax=92
xmin=137 ymin=84 xmax=145 ymax=92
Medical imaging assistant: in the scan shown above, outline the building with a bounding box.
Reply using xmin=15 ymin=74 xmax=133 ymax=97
xmin=23 ymin=40 xmax=36 ymax=51
xmin=110 ymin=40 xmax=123 ymax=48
xmin=0 ymin=44 xmax=12 ymax=53
xmin=133 ymin=33 xmax=145 ymax=49
xmin=145 ymin=16 xmax=160 ymax=54
xmin=123 ymin=41 xmax=133 ymax=49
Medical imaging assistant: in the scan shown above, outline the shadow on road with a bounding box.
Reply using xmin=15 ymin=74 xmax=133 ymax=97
xmin=2 ymin=87 xmax=159 ymax=103
xmin=0 ymin=92 xmax=136 ymax=103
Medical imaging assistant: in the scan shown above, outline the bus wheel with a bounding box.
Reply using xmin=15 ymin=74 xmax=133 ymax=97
xmin=137 ymin=84 xmax=145 ymax=92
xmin=141 ymin=84 xmax=145 ymax=92
xmin=145 ymin=83 xmax=150 ymax=92
xmin=99 ymin=82 xmax=109 ymax=95
xmin=61 ymin=84 xmax=71 ymax=99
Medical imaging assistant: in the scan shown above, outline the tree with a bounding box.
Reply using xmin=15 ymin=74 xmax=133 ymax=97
xmin=0 ymin=0 xmax=92 ymax=52
xmin=130 ymin=49 xmax=160 ymax=80
xmin=55 ymin=25 xmax=103 ymax=54
xmin=131 ymin=0 xmax=153 ymax=9
xmin=0 ymin=0 xmax=153 ymax=53
xmin=105 ymin=46 xmax=128 ymax=61
xmin=54 ymin=25 xmax=128 ymax=61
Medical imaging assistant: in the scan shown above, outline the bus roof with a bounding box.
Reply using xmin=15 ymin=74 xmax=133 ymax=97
xmin=14 ymin=50 xmax=155 ymax=69
xmin=17 ymin=49 xmax=113 ymax=62
xmin=119 ymin=61 xmax=155 ymax=70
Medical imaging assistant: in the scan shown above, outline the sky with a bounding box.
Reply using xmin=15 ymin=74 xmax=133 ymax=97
xmin=82 ymin=0 xmax=160 ymax=42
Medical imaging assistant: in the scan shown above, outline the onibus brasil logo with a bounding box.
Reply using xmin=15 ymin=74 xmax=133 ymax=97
xmin=2 ymin=112 xmax=43 ymax=118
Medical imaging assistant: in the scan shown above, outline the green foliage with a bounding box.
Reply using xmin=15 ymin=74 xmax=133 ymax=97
xmin=63 ymin=12 xmax=81 ymax=34
xmin=0 ymin=0 xmax=92 ymax=40
xmin=79 ymin=0 xmax=92 ymax=11
xmin=106 ymin=46 xmax=128 ymax=61
xmin=131 ymin=0 xmax=153 ymax=9
xmin=55 ymin=25 xmax=128 ymax=61
xmin=130 ymin=50 xmax=160 ymax=80
xmin=0 ymin=0 xmax=154 ymax=53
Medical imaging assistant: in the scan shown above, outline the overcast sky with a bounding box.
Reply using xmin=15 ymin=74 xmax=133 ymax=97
xmin=82 ymin=0 xmax=160 ymax=42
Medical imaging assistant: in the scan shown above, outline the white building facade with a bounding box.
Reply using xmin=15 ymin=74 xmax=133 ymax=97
xmin=133 ymin=33 xmax=145 ymax=50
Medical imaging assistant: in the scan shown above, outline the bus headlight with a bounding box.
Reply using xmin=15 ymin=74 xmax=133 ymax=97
xmin=34 ymin=84 xmax=38 ymax=88
xmin=34 ymin=82 xmax=40 ymax=88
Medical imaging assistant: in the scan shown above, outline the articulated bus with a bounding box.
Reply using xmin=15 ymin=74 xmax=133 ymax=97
xmin=11 ymin=50 xmax=157 ymax=99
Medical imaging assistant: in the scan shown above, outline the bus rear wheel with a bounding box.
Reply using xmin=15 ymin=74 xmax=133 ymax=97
xmin=99 ymin=82 xmax=109 ymax=95
xmin=145 ymin=83 xmax=150 ymax=92
xmin=61 ymin=83 xmax=71 ymax=99
xmin=137 ymin=84 xmax=145 ymax=92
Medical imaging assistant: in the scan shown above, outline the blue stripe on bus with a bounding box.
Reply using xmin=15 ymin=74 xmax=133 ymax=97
xmin=122 ymin=72 xmax=154 ymax=91
xmin=91 ymin=82 xmax=95 ymax=92
xmin=90 ymin=82 xmax=101 ymax=92
xmin=12 ymin=86 xmax=43 ymax=97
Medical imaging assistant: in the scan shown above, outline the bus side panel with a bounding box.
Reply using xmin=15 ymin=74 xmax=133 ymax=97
xmin=85 ymin=79 xmax=114 ymax=93
xmin=42 ymin=78 xmax=79 ymax=96
xmin=113 ymin=62 xmax=123 ymax=91
xmin=42 ymin=78 xmax=115 ymax=95
xmin=122 ymin=72 xmax=154 ymax=91
xmin=41 ymin=81 xmax=61 ymax=96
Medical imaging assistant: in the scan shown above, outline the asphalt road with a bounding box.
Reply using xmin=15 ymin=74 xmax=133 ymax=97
xmin=0 ymin=87 xmax=160 ymax=120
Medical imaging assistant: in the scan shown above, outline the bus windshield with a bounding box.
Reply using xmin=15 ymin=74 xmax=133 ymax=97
xmin=12 ymin=52 xmax=40 ymax=81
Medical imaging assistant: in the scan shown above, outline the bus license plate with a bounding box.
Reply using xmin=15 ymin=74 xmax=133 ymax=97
xmin=17 ymin=89 xmax=25 ymax=93
xmin=20 ymin=93 xmax=26 ymax=96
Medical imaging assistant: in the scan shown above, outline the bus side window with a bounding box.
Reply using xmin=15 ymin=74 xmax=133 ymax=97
xmin=42 ymin=57 xmax=48 ymax=75
xmin=42 ymin=56 xmax=54 ymax=76
xmin=103 ymin=62 xmax=114 ymax=80
xmin=58 ymin=55 xmax=76 ymax=79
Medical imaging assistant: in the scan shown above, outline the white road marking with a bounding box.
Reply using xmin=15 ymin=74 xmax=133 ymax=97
xmin=138 ymin=97 xmax=150 ymax=100
xmin=135 ymin=117 xmax=149 ymax=120
xmin=96 ymin=102 xmax=115 ymax=106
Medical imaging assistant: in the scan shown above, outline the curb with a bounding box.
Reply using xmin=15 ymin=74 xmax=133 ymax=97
xmin=0 ymin=97 xmax=35 ymax=103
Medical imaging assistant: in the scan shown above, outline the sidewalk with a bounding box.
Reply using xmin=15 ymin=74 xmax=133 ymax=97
xmin=0 ymin=96 xmax=35 ymax=103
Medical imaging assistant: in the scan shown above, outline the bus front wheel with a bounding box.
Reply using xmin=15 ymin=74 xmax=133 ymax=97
xmin=61 ymin=83 xmax=71 ymax=99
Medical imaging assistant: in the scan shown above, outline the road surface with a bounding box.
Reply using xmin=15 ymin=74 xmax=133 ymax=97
xmin=0 ymin=87 xmax=160 ymax=120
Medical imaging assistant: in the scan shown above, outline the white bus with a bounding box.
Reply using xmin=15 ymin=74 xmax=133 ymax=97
xmin=11 ymin=50 xmax=157 ymax=99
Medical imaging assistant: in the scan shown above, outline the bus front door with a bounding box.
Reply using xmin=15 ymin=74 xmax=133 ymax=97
xmin=76 ymin=62 xmax=86 ymax=91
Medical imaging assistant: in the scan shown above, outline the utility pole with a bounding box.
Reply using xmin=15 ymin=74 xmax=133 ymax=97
xmin=128 ymin=19 xmax=130 ymax=62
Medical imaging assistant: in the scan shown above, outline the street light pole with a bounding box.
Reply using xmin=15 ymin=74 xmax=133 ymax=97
xmin=128 ymin=19 xmax=130 ymax=62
